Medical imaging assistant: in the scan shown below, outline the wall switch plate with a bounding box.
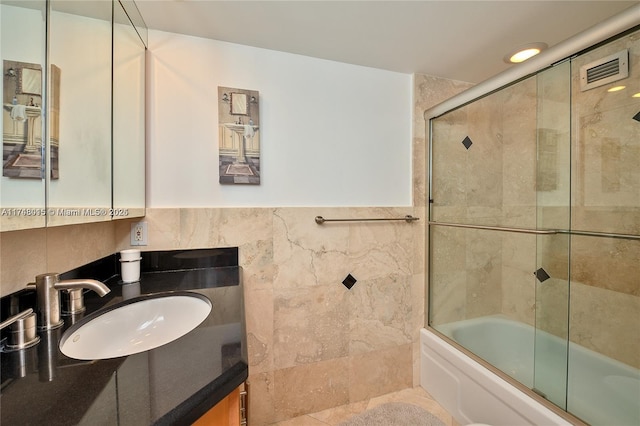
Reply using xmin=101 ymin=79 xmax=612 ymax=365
xmin=130 ymin=221 xmax=148 ymax=246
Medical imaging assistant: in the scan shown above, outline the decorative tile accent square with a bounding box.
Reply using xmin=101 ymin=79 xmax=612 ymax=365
xmin=342 ymin=274 xmax=357 ymax=290
xmin=633 ymin=111 xmax=640 ymax=123
xmin=535 ymin=268 xmax=551 ymax=283
xmin=461 ymin=136 xmax=473 ymax=150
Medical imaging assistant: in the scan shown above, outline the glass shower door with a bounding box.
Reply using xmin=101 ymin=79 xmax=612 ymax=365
xmin=532 ymin=61 xmax=571 ymax=409
xmin=428 ymin=71 xmax=571 ymax=397
xmin=566 ymin=28 xmax=640 ymax=426
xmin=428 ymin=61 xmax=573 ymax=414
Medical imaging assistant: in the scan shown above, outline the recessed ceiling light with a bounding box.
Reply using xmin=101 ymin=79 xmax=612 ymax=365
xmin=504 ymin=42 xmax=548 ymax=64
xmin=632 ymin=92 xmax=640 ymax=98
xmin=607 ymin=85 xmax=626 ymax=92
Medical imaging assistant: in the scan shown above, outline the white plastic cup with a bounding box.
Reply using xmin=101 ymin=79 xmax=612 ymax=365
xmin=120 ymin=249 xmax=141 ymax=261
xmin=120 ymin=249 xmax=141 ymax=283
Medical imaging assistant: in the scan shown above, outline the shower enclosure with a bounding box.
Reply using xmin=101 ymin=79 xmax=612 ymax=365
xmin=427 ymin=25 xmax=639 ymax=425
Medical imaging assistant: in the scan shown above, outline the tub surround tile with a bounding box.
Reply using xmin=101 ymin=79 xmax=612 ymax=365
xmin=413 ymin=135 xmax=428 ymax=207
xmin=571 ymin=236 xmax=639 ymax=296
xmin=413 ymin=74 xmax=474 ymax=208
xmin=570 ymin=282 xmax=640 ymax=368
xmin=571 ymin=33 xmax=640 ymax=237
xmin=535 ymin=277 xmax=570 ymax=338
xmin=501 ymin=265 xmax=536 ymax=326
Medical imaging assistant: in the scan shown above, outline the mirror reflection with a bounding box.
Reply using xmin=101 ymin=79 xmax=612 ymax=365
xmin=1 ymin=0 xmax=47 ymax=230
xmin=113 ymin=0 xmax=146 ymax=217
xmin=0 ymin=0 xmax=146 ymax=231
xmin=3 ymin=60 xmax=43 ymax=178
xmin=46 ymin=0 xmax=112 ymax=226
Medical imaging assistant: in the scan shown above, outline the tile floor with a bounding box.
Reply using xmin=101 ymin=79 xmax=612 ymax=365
xmin=269 ymin=386 xmax=459 ymax=426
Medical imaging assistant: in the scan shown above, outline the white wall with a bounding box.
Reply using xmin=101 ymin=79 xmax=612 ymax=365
xmin=148 ymin=30 xmax=412 ymax=207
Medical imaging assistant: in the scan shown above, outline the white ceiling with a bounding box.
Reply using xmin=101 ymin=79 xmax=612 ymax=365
xmin=134 ymin=0 xmax=639 ymax=83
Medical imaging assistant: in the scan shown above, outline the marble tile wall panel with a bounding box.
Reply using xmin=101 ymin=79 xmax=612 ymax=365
xmin=571 ymin=30 xmax=640 ymax=236
xmin=0 ymin=221 xmax=116 ymax=297
xmin=0 ymin=227 xmax=47 ymax=295
xmin=46 ymin=221 xmax=116 ymax=275
xmin=569 ymin=236 xmax=639 ymax=367
xmin=463 ymin=229 xmax=502 ymax=319
xmin=413 ymin=74 xmax=473 ymax=208
xmin=430 ymin=108 xmax=471 ymax=217
xmin=429 ymin=226 xmax=467 ymax=325
xmin=273 ymin=284 xmax=349 ymax=369
xmin=272 ymin=358 xmax=350 ymax=422
xmin=465 ymin=94 xmax=504 ymax=212
xmin=571 ymin=235 xmax=639 ymax=296
xmin=501 ymin=76 xmax=537 ymax=228
xmin=348 ymin=344 xmax=413 ymax=403
xmin=570 ymin=282 xmax=640 ymax=369
xmin=501 ymin=233 xmax=536 ymax=325
xmin=536 ymin=62 xmax=572 ymax=229
xmin=348 ymin=274 xmax=413 ymax=355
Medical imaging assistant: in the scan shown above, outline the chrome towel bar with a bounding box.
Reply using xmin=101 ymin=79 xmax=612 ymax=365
xmin=315 ymin=215 xmax=419 ymax=225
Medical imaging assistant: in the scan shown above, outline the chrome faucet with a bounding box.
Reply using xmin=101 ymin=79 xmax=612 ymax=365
xmin=27 ymin=273 xmax=110 ymax=330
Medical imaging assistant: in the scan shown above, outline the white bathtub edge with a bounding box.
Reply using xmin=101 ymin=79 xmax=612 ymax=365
xmin=420 ymin=327 xmax=573 ymax=426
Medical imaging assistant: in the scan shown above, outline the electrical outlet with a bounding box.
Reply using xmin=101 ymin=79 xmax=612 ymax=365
xmin=130 ymin=221 xmax=148 ymax=246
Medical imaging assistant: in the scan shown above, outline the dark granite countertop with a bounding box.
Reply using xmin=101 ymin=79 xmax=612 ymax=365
xmin=0 ymin=248 xmax=248 ymax=426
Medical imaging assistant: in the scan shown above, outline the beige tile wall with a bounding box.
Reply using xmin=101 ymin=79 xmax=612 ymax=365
xmin=0 ymin=221 xmax=116 ymax=296
xmin=114 ymin=207 xmax=420 ymax=424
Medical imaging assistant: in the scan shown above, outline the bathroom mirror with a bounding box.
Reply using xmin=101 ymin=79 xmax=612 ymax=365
xmin=113 ymin=0 xmax=147 ymax=217
xmin=0 ymin=0 xmax=146 ymax=231
xmin=0 ymin=0 xmax=47 ymax=231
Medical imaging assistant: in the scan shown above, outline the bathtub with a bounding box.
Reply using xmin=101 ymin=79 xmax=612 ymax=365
xmin=420 ymin=315 xmax=640 ymax=426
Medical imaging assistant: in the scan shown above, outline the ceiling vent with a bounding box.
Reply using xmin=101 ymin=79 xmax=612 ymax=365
xmin=580 ymin=49 xmax=628 ymax=92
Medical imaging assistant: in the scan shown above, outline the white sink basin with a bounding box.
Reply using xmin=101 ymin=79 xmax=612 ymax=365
xmin=60 ymin=292 xmax=211 ymax=360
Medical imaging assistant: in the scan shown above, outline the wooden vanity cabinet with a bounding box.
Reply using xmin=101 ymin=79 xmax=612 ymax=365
xmin=193 ymin=383 xmax=247 ymax=426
